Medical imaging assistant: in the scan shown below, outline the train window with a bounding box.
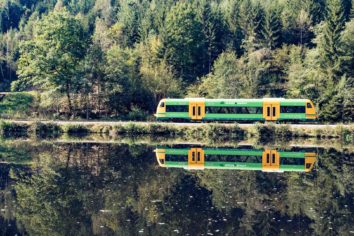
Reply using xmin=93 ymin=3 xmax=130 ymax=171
xmin=192 ymin=107 xmax=196 ymax=116
xmin=266 ymin=154 xmax=270 ymax=163
xmin=246 ymin=107 xmax=263 ymax=114
xmin=307 ymin=103 xmax=312 ymax=108
xmin=280 ymin=158 xmax=305 ymax=165
xmin=160 ymin=102 xmax=165 ymax=107
xmin=272 ymin=154 xmax=275 ymax=163
xmin=198 ymin=106 xmax=201 ymax=116
xmin=206 ymin=155 xmax=261 ymax=162
xmin=165 ymin=155 xmax=188 ymax=162
xmin=205 ymin=106 xmax=263 ymax=114
xmin=166 ymin=105 xmax=189 ymax=112
xmin=267 ymin=107 xmax=270 ymax=116
xmin=280 ymin=106 xmax=306 ymax=113
xmin=272 ymin=107 xmax=276 ymax=116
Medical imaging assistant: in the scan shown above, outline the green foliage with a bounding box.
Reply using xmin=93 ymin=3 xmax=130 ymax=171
xmin=319 ymin=0 xmax=347 ymax=78
xmin=15 ymin=8 xmax=87 ymax=113
xmin=163 ymin=1 xmax=206 ymax=83
xmin=0 ymin=0 xmax=350 ymax=122
xmin=190 ymin=51 xmax=255 ymax=98
xmin=0 ymin=92 xmax=34 ymax=118
xmin=261 ymin=6 xmax=282 ymax=49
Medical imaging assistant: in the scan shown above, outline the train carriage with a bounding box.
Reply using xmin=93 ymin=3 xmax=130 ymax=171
xmin=155 ymin=98 xmax=317 ymax=122
xmin=155 ymin=146 xmax=317 ymax=173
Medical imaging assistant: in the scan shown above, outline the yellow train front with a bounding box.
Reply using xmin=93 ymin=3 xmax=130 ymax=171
xmin=155 ymin=146 xmax=317 ymax=173
xmin=155 ymin=98 xmax=317 ymax=122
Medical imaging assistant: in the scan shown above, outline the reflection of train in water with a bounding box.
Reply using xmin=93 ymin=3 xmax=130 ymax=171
xmin=155 ymin=146 xmax=317 ymax=173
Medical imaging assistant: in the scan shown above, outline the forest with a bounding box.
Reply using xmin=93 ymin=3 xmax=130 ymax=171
xmin=0 ymin=0 xmax=353 ymax=121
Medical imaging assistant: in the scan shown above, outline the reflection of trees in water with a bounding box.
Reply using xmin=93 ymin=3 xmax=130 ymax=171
xmin=0 ymin=143 xmax=352 ymax=235
xmin=198 ymin=149 xmax=354 ymax=235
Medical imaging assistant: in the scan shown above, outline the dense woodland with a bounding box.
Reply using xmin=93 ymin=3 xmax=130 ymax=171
xmin=0 ymin=0 xmax=353 ymax=121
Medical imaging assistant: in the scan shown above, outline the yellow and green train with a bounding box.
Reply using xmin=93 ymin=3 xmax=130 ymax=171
xmin=155 ymin=146 xmax=317 ymax=173
xmin=155 ymin=98 xmax=317 ymax=122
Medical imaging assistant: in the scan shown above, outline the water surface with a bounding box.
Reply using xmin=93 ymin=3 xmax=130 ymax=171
xmin=0 ymin=140 xmax=353 ymax=235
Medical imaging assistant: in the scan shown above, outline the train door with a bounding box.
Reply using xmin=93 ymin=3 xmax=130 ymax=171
xmin=304 ymin=153 xmax=317 ymax=172
xmin=188 ymin=148 xmax=205 ymax=169
xmin=262 ymin=150 xmax=280 ymax=172
xmin=263 ymin=100 xmax=280 ymax=121
xmin=189 ymin=101 xmax=205 ymax=120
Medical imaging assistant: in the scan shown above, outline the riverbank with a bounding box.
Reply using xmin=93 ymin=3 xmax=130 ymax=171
xmin=0 ymin=120 xmax=353 ymax=142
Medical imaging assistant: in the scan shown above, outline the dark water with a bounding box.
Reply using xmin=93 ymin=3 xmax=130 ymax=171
xmin=0 ymin=141 xmax=353 ymax=235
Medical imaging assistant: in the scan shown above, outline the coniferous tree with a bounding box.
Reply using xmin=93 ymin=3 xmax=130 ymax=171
xmin=162 ymin=1 xmax=206 ymax=83
xmin=320 ymin=0 xmax=347 ymax=79
xmin=262 ymin=7 xmax=282 ymax=49
xmin=340 ymin=18 xmax=354 ymax=77
xmin=116 ymin=0 xmax=143 ymax=47
xmin=307 ymin=0 xmax=327 ymax=24
xmin=239 ymin=0 xmax=265 ymax=52
xmin=197 ymin=0 xmax=228 ymax=72
xmin=221 ymin=0 xmax=243 ymax=55
xmin=349 ymin=0 xmax=354 ymax=18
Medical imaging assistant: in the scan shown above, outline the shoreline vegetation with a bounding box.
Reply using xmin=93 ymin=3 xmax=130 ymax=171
xmin=0 ymin=120 xmax=352 ymax=143
xmin=1 ymin=135 xmax=353 ymax=153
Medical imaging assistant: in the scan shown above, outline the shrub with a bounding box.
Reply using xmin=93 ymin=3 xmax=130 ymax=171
xmin=275 ymin=125 xmax=293 ymax=138
xmin=126 ymin=106 xmax=149 ymax=121
xmin=31 ymin=122 xmax=62 ymax=138
xmin=0 ymin=121 xmax=29 ymax=138
xmin=63 ymin=124 xmax=89 ymax=136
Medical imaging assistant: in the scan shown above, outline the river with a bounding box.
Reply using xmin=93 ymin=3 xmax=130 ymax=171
xmin=0 ymin=139 xmax=353 ymax=235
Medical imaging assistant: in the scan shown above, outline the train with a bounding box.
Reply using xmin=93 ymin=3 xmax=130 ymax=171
xmin=154 ymin=146 xmax=317 ymax=173
xmin=154 ymin=98 xmax=317 ymax=122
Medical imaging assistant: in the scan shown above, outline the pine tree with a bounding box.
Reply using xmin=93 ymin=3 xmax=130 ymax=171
xmin=162 ymin=1 xmax=206 ymax=83
xmin=320 ymin=0 xmax=346 ymax=78
xmin=340 ymin=19 xmax=354 ymax=77
xmin=262 ymin=7 xmax=282 ymax=49
xmin=307 ymin=0 xmax=326 ymax=24
xmin=197 ymin=0 xmax=227 ymax=72
xmin=349 ymin=0 xmax=354 ymax=18
xmin=239 ymin=0 xmax=265 ymax=52
xmin=221 ymin=0 xmax=243 ymax=55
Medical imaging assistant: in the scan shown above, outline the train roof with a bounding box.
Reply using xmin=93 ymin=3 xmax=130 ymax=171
xmin=162 ymin=98 xmax=310 ymax=102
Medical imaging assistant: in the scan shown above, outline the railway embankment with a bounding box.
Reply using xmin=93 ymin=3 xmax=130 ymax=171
xmin=0 ymin=120 xmax=352 ymax=142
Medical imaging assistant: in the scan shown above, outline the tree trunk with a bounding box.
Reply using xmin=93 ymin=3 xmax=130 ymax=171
xmin=66 ymin=82 xmax=73 ymax=116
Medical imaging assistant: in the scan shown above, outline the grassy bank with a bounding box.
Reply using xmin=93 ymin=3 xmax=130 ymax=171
xmin=247 ymin=123 xmax=354 ymax=143
xmin=0 ymin=120 xmax=353 ymax=142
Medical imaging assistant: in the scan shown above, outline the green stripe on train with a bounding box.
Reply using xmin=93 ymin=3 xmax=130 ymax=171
xmin=279 ymin=113 xmax=306 ymax=119
xmin=165 ymin=101 xmax=189 ymax=105
xmin=280 ymin=100 xmax=306 ymax=106
xmin=279 ymin=152 xmax=306 ymax=158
